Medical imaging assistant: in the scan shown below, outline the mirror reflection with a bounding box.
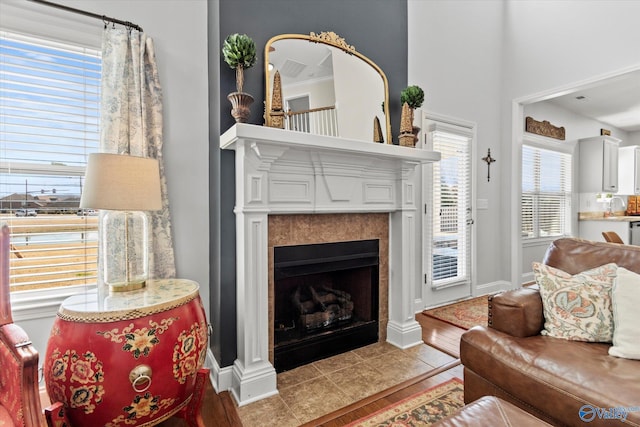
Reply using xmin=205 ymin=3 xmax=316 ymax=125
xmin=264 ymin=32 xmax=391 ymax=143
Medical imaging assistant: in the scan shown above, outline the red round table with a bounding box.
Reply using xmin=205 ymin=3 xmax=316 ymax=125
xmin=44 ymin=279 xmax=208 ymax=426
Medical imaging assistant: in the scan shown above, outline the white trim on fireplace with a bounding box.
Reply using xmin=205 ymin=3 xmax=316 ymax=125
xmin=207 ymin=349 xmax=233 ymax=394
xmin=220 ymin=124 xmax=440 ymax=406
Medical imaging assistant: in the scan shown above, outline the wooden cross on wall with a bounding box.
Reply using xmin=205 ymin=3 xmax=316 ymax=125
xmin=482 ymin=149 xmax=496 ymax=182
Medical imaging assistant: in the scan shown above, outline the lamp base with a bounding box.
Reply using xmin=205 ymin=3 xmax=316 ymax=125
xmin=109 ymin=280 xmax=146 ymax=293
xmin=101 ymin=210 xmax=149 ymax=289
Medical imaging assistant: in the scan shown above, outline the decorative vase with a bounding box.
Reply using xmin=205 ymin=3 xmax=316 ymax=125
xmin=373 ymin=116 xmax=384 ymax=143
xmin=398 ymin=102 xmax=416 ymax=147
xmin=228 ymin=91 xmax=254 ymax=123
xmin=44 ymin=279 xmax=208 ymax=426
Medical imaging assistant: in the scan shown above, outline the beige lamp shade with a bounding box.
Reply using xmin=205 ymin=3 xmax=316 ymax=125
xmin=80 ymin=153 xmax=162 ymax=211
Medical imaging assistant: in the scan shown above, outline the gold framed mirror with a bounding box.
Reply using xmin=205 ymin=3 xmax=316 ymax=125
xmin=264 ymin=32 xmax=392 ymax=144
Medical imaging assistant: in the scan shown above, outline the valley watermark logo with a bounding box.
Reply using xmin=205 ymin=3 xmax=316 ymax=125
xmin=579 ymin=405 xmax=640 ymax=422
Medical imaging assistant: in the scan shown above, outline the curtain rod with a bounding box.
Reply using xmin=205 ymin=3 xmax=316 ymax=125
xmin=27 ymin=0 xmax=143 ymax=32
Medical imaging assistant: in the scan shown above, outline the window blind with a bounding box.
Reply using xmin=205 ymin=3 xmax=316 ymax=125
xmin=521 ymin=145 xmax=572 ymax=239
xmin=0 ymin=31 xmax=101 ymax=292
xmin=428 ymin=128 xmax=472 ymax=288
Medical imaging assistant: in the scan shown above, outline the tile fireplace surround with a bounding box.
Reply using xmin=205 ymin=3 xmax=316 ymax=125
xmin=219 ymin=124 xmax=440 ymax=406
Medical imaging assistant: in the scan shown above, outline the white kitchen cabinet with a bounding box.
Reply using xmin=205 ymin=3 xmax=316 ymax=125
xmin=579 ymin=136 xmax=620 ymax=193
xmin=617 ymin=145 xmax=640 ymax=195
xmin=579 ymin=218 xmax=640 ymax=245
xmin=579 ymin=220 xmax=629 ymax=244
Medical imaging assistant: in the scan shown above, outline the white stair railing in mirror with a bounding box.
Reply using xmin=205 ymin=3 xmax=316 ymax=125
xmin=285 ymin=105 xmax=338 ymax=136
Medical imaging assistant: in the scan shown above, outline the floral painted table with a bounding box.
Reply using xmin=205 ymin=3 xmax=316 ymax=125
xmin=44 ymin=279 xmax=208 ymax=426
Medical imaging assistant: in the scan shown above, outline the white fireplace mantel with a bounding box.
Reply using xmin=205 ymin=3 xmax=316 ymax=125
xmin=219 ymin=124 xmax=440 ymax=405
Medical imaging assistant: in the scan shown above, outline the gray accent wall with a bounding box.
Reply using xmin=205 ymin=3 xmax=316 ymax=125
xmin=213 ymin=0 xmax=408 ymax=368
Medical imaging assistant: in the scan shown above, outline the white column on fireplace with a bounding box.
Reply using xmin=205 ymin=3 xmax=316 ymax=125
xmin=220 ymin=124 xmax=440 ymax=406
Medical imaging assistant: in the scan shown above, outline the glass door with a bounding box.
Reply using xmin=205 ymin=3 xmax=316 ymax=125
xmin=422 ymin=119 xmax=474 ymax=307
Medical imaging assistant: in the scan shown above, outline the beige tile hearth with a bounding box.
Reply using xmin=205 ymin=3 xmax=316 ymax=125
xmin=235 ymin=394 xmax=299 ymax=427
xmin=404 ymin=342 xmax=458 ymax=367
xmin=352 ymin=340 xmax=400 ymax=359
xmin=277 ymin=363 xmax=323 ymax=389
xmin=235 ymin=342 xmax=457 ymax=426
xmin=325 ymin=362 xmax=396 ymax=401
xmin=278 ymin=376 xmax=356 ymax=424
xmin=312 ymin=350 xmax=364 ymax=374
xmin=367 ymin=350 xmax=436 ymax=384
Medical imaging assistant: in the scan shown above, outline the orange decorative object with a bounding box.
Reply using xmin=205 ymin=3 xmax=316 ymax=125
xmin=44 ymin=279 xmax=208 ymax=426
xmin=627 ymin=195 xmax=637 ymax=215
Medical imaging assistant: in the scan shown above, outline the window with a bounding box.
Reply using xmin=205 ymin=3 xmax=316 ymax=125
xmin=521 ymin=145 xmax=572 ymax=239
xmin=425 ymin=123 xmax=473 ymax=289
xmin=0 ymin=31 xmax=101 ymax=293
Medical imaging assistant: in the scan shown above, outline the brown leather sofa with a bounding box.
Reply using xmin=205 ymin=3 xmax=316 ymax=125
xmin=460 ymin=238 xmax=640 ymax=427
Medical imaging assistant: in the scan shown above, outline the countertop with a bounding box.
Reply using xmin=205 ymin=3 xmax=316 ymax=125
xmin=579 ymin=212 xmax=640 ymax=222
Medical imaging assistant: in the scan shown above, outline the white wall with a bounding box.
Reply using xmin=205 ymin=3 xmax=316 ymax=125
xmin=4 ymin=0 xmax=210 ymax=363
xmin=628 ymin=132 xmax=640 ymax=146
xmin=409 ymin=0 xmax=640 ymax=296
xmin=408 ymin=0 xmax=505 ymax=293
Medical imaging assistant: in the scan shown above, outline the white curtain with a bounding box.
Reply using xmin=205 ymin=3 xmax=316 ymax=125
xmin=100 ymin=27 xmax=175 ymax=279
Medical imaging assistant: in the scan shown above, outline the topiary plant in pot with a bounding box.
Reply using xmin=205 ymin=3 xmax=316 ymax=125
xmin=223 ymin=33 xmax=257 ymax=123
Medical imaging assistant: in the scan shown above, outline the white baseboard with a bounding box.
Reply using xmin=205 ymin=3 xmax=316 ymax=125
xmin=230 ymin=360 xmax=278 ymax=406
xmin=418 ymin=280 xmax=515 ymax=312
xmin=386 ymin=320 xmax=423 ymax=349
xmin=207 ymin=349 xmax=233 ymax=393
xmin=474 ymin=280 xmax=512 ymax=296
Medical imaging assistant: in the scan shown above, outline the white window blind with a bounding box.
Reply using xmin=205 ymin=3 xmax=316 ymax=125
xmin=427 ymin=127 xmax=472 ymax=288
xmin=521 ymin=145 xmax=572 ymax=240
xmin=0 ymin=31 xmax=101 ymax=292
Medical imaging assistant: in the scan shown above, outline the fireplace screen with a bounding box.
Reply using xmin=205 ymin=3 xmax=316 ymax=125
xmin=274 ymin=239 xmax=379 ymax=372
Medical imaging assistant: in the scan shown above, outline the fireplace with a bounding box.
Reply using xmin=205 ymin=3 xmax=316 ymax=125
xmin=273 ymin=239 xmax=379 ymax=372
xmin=219 ymin=124 xmax=439 ymax=405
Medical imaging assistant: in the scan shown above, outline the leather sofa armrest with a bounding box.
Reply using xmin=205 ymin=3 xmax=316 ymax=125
xmin=489 ymin=287 xmax=544 ymax=337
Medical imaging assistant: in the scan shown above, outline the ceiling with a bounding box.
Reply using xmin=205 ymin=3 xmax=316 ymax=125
xmin=547 ymin=70 xmax=640 ymax=132
xmin=269 ymin=39 xmax=334 ymax=85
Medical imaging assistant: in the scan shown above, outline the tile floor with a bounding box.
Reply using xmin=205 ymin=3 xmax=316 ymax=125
xmin=235 ymin=342 xmax=460 ymax=426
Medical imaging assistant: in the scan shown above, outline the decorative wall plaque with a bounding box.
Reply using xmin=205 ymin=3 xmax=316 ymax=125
xmin=525 ymin=116 xmax=565 ymax=140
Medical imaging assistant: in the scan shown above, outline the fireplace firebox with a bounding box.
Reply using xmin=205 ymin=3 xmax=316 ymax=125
xmin=273 ymin=239 xmax=379 ymax=372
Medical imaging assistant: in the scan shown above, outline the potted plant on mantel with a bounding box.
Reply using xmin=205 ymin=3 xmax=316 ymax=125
xmin=222 ymin=33 xmax=257 ymax=123
xmin=400 ymin=85 xmax=425 ymax=145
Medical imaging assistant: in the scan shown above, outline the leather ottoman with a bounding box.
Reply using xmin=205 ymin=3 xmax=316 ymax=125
xmin=432 ymin=396 xmax=551 ymax=427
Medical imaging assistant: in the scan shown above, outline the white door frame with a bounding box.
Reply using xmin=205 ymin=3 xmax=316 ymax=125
xmin=419 ymin=111 xmax=477 ymax=310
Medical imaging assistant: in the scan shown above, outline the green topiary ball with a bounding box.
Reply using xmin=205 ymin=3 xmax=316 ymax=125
xmin=222 ymin=33 xmax=257 ymax=70
xmin=400 ymin=85 xmax=425 ymax=109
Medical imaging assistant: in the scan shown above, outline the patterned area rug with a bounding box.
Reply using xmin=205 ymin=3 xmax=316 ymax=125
xmin=422 ymin=296 xmax=489 ymax=330
xmin=345 ymin=378 xmax=464 ymax=426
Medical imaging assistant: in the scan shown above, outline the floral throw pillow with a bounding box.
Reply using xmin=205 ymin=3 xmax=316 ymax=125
xmin=532 ymin=262 xmax=616 ymax=342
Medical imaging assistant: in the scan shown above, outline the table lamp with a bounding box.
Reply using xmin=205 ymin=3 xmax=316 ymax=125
xmin=80 ymin=153 xmax=162 ymax=292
